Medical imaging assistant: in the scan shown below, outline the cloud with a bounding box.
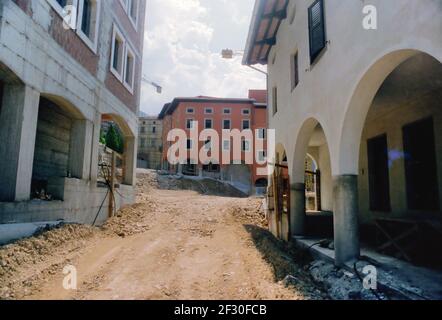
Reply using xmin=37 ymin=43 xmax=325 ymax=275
xmin=140 ymin=0 xmax=266 ymax=116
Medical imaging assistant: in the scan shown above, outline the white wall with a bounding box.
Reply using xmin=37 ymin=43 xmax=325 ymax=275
xmin=268 ymin=0 xmax=442 ymax=179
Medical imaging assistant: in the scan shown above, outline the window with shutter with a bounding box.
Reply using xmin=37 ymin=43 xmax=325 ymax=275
xmin=308 ymin=0 xmax=326 ymax=64
xmin=291 ymin=52 xmax=299 ymax=90
xmin=272 ymin=87 xmax=278 ymax=115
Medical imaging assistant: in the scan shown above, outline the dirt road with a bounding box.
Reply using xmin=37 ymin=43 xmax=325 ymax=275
xmin=0 ymin=171 xmax=325 ymax=300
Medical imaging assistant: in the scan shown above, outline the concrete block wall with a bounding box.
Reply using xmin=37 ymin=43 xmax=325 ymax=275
xmin=0 ymin=0 xmax=140 ymax=133
xmin=0 ymin=0 xmax=144 ymax=227
xmin=0 ymin=178 xmax=134 ymax=226
xmin=32 ymin=98 xmax=72 ymax=190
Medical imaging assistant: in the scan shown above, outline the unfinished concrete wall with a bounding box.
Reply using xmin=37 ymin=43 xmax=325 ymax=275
xmin=0 ymin=84 xmax=40 ymax=202
xmin=32 ymin=98 xmax=72 ymax=196
xmin=0 ymin=179 xmax=134 ymax=226
xmin=0 ymin=0 xmax=141 ymax=229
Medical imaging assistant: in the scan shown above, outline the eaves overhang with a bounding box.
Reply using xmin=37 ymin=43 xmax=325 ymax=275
xmin=243 ymin=0 xmax=289 ymax=66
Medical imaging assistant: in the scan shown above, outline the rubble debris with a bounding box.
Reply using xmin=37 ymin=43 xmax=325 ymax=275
xmin=0 ymin=224 xmax=97 ymax=299
xmin=33 ymin=189 xmax=53 ymax=201
xmin=228 ymin=202 xmax=267 ymax=228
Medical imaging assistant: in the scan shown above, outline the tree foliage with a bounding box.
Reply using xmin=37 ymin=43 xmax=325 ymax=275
xmin=105 ymin=124 xmax=124 ymax=154
xmin=99 ymin=130 xmax=106 ymax=145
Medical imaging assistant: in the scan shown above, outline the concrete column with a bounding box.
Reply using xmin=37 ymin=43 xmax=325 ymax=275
xmin=69 ymin=119 xmax=93 ymax=179
xmin=0 ymin=85 xmax=40 ymax=202
xmin=290 ymin=183 xmax=306 ymax=237
xmin=220 ymin=166 xmax=225 ymax=180
xmin=123 ymin=136 xmax=136 ymax=185
xmin=89 ymin=112 xmax=101 ymax=184
xmin=333 ymin=175 xmax=360 ymax=266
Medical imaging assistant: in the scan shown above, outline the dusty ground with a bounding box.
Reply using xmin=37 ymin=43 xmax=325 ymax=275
xmin=0 ymin=171 xmax=327 ymax=300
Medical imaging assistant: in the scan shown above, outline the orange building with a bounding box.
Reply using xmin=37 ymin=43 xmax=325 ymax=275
xmin=159 ymin=90 xmax=268 ymax=195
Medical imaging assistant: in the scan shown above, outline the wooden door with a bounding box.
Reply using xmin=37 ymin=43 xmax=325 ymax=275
xmin=403 ymin=117 xmax=440 ymax=211
xmin=367 ymin=134 xmax=391 ymax=211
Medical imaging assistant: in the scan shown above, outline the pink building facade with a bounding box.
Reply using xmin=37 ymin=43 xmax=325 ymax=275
xmin=159 ymin=90 xmax=268 ymax=195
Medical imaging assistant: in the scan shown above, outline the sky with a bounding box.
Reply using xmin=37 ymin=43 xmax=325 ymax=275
xmin=139 ymin=0 xmax=267 ymax=116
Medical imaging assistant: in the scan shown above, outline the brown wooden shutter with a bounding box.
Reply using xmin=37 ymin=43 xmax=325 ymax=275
xmin=308 ymin=0 xmax=326 ymax=63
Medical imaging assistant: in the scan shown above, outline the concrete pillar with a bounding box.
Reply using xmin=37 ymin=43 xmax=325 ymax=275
xmin=333 ymin=175 xmax=360 ymax=266
xmin=89 ymin=112 xmax=102 ymax=184
xmin=0 ymin=85 xmax=40 ymax=202
xmin=69 ymin=119 xmax=93 ymax=179
xmin=219 ymin=166 xmax=224 ymax=180
xmin=123 ymin=136 xmax=136 ymax=185
xmin=290 ymin=183 xmax=306 ymax=237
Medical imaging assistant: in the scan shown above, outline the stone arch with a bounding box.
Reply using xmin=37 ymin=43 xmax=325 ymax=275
xmin=291 ymin=117 xmax=333 ymax=183
xmin=0 ymin=61 xmax=24 ymax=85
xmin=275 ymin=142 xmax=288 ymax=165
xmin=102 ymin=113 xmax=135 ymax=138
xmin=31 ymin=93 xmax=93 ymax=199
xmin=334 ymin=48 xmax=442 ymax=265
xmin=339 ymin=49 xmax=442 ymax=175
xmin=305 ymin=153 xmax=319 ymax=211
xmin=40 ymin=93 xmax=86 ymax=120
xmin=268 ymin=142 xmax=291 ymax=241
xmin=289 ymin=117 xmax=334 ymax=237
xmin=100 ymin=113 xmax=136 ymax=186
xmin=306 ymin=153 xmax=318 ymax=172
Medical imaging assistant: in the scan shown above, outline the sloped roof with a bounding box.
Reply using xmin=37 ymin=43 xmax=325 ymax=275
xmin=243 ymin=0 xmax=289 ymax=65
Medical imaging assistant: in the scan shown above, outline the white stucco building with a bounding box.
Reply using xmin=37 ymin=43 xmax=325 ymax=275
xmin=137 ymin=116 xmax=163 ymax=170
xmin=244 ymin=0 xmax=442 ymax=265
